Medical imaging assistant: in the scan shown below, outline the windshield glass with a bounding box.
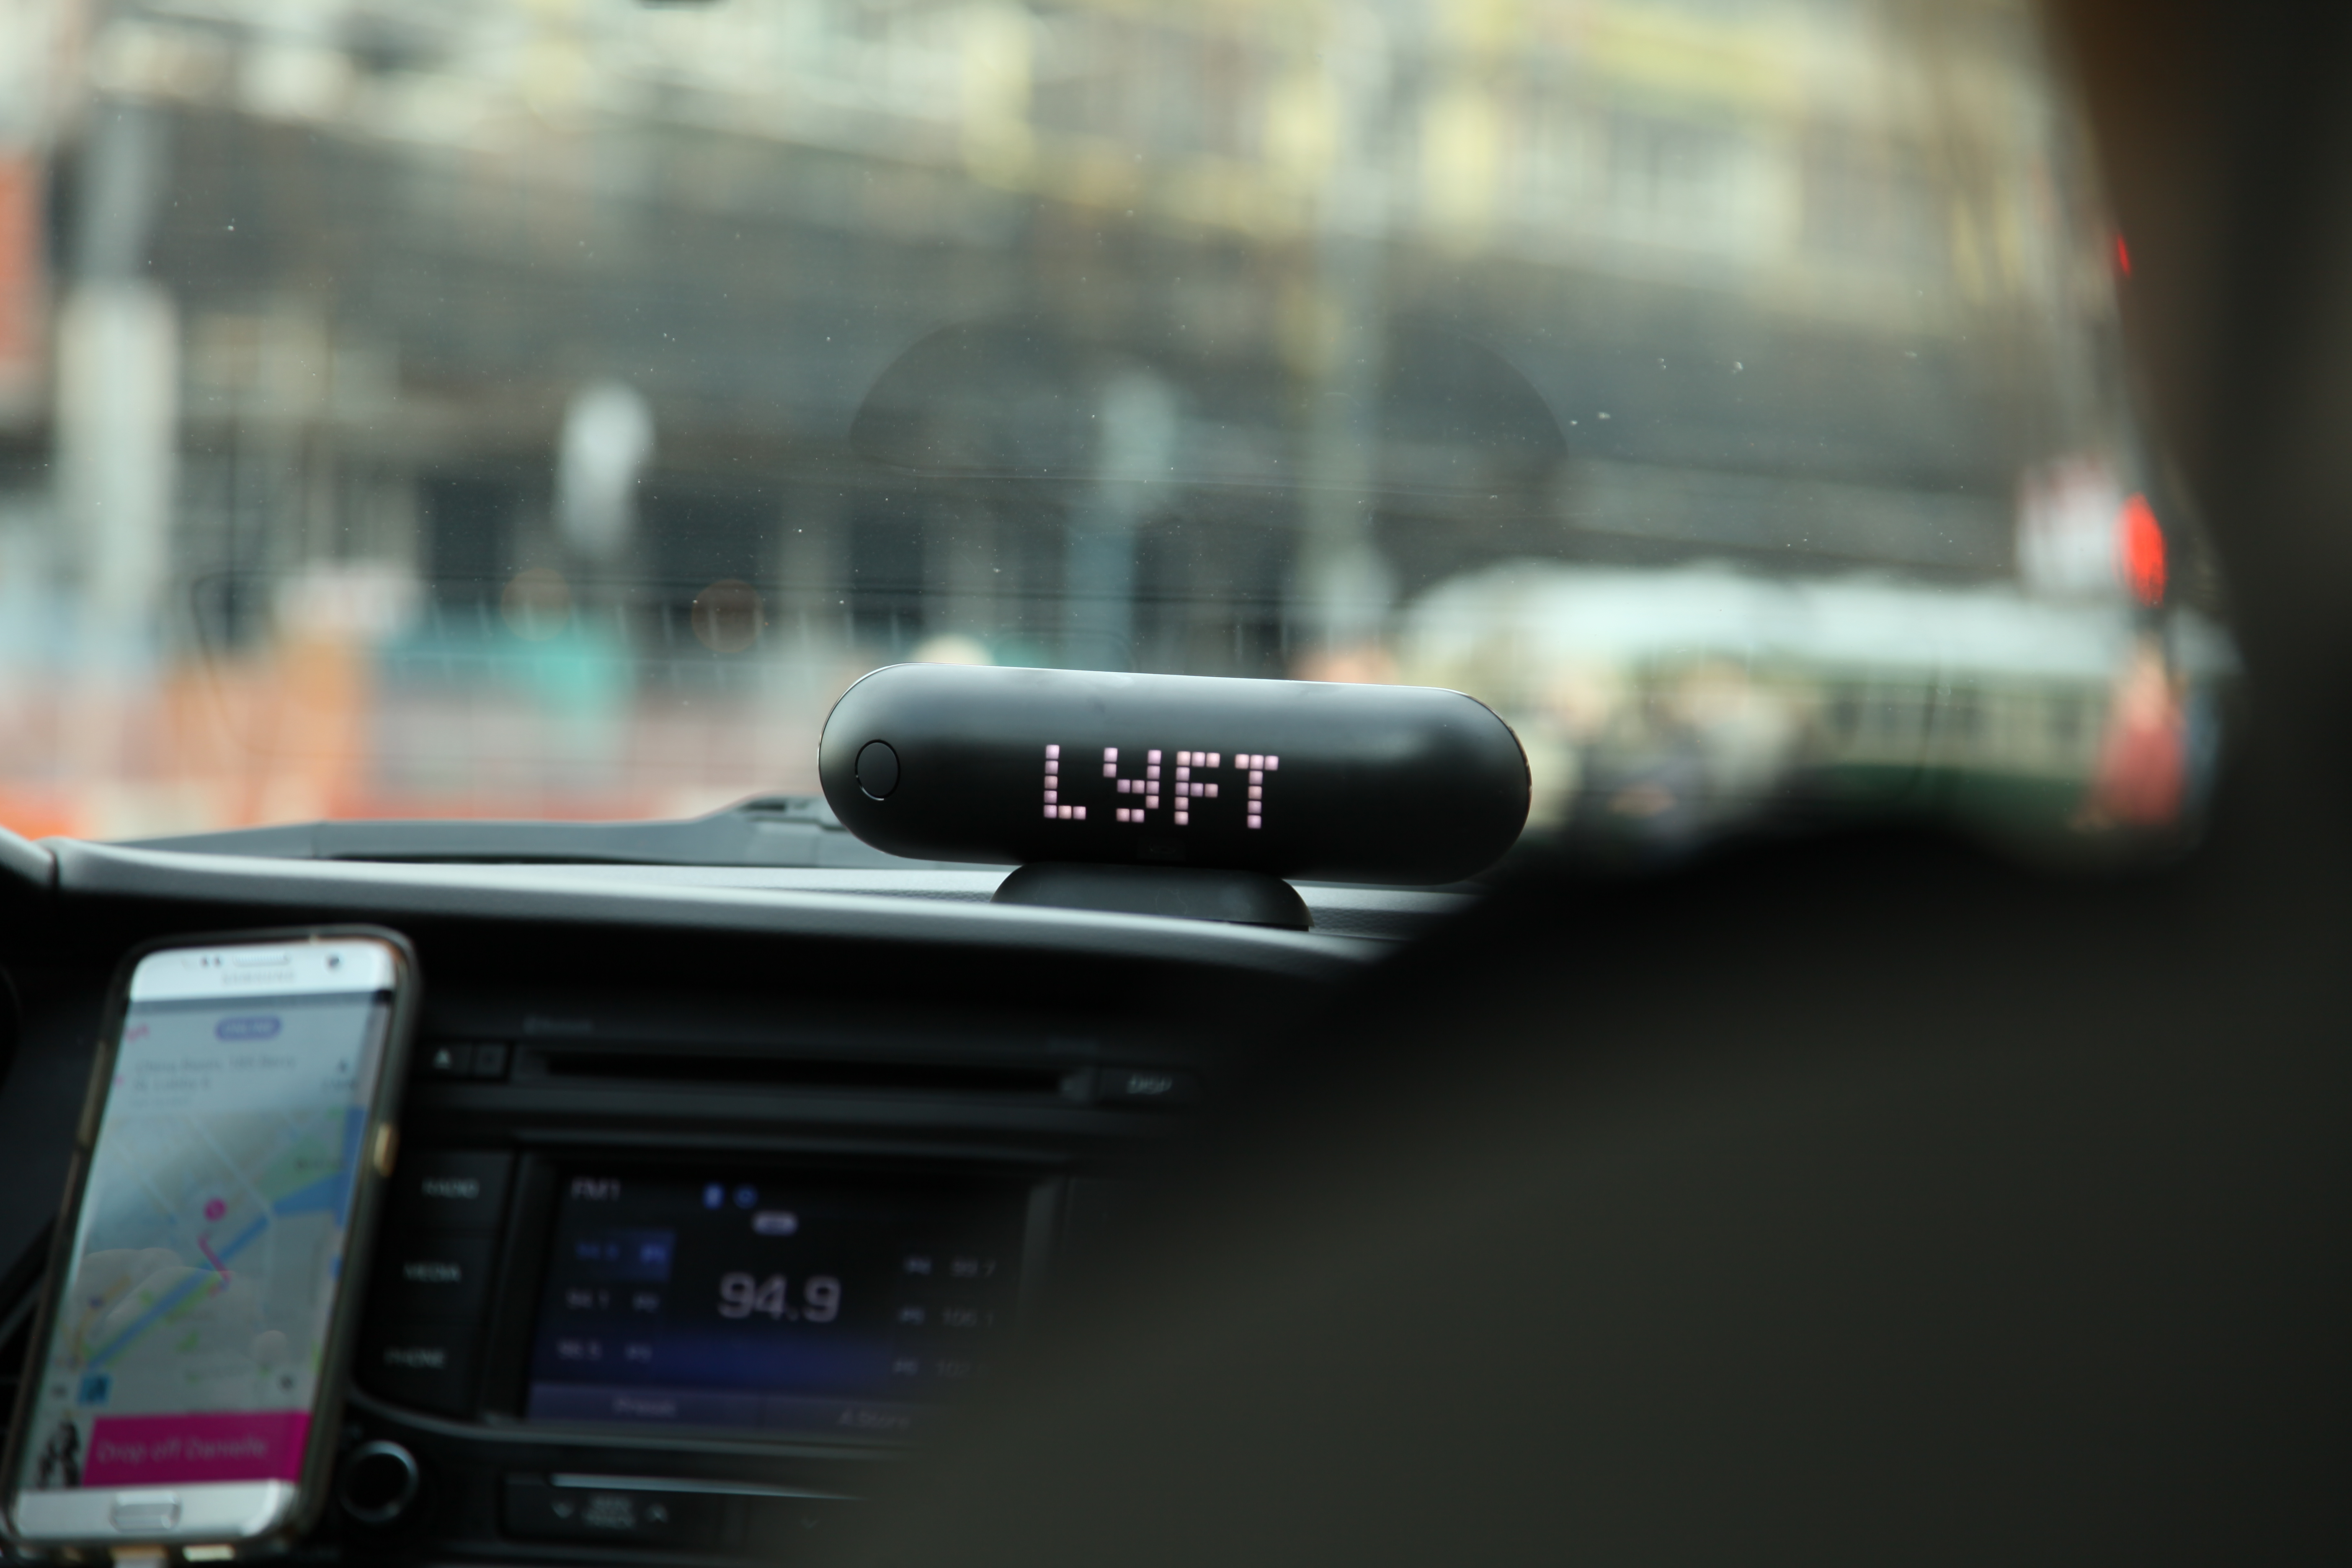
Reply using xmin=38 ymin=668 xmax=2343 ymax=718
xmin=0 ymin=0 xmax=2230 ymax=859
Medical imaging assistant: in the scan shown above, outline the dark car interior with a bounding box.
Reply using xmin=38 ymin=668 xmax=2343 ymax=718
xmin=3 ymin=0 xmax=2350 ymax=1563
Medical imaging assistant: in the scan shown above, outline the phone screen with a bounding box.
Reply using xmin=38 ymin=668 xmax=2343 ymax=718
xmin=14 ymin=942 xmax=395 ymax=1503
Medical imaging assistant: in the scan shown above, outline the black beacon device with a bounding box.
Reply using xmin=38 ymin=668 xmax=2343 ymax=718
xmin=818 ymin=666 xmax=1530 ymax=899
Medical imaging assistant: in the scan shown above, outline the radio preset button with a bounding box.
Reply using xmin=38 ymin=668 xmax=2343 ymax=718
xmin=361 ymin=1326 xmax=479 ymax=1415
xmin=389 ymin=1150 xmax=512 ymax=1231
xmin=525 ymin=1383 xmax=760 ymax=1429
xmin=379 ymin=1233 xmax=498 ymax=1322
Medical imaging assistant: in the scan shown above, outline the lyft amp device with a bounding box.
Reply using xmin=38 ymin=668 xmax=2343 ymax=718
xmin=820 ymin=665 xmax=1529 ymax=884
xmin=3 ymin=929 xmax=420 ymax=1553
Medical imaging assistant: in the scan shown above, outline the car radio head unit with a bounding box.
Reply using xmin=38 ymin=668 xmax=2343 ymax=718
xmin=519 ymin=1167 xmax=1030 ymax=1444
xmin=818 ymin=665 xmax=1530 ymax=884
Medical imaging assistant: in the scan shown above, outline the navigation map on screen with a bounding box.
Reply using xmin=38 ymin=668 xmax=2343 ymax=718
xmin=17 ymin=986 xmax=387 ymax=1491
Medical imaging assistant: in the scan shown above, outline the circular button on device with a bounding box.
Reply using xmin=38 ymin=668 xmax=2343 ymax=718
xmin=339 ymin=1439 xmax=421 ymax=1527
xmin=855 ymin=740 xmax=900 ymax=800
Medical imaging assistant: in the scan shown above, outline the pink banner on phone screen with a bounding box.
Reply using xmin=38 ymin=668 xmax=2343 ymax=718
xmin=82 ymin=1411 xmax=309 ymax=1485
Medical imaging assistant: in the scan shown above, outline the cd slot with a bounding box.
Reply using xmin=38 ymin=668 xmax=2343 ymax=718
xmin=534 ymin=1049 xmax=1079 ymax=1099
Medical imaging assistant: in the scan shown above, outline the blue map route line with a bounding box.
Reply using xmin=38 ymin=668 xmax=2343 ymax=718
xmin=83 ymin=1109 xmax=361 ymax=1372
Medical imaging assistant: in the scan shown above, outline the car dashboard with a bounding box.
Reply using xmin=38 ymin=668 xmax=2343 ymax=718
xmin=0 ymin=840 xmax=1457 ymax=1565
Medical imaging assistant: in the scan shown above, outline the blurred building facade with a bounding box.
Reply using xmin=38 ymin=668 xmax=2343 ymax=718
xmin=0 ymin=0 xmax=2217 ymax=843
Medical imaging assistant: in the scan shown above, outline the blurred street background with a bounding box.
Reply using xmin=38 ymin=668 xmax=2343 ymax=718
xmin=0 ymin=0 xmax=2228 ymax=848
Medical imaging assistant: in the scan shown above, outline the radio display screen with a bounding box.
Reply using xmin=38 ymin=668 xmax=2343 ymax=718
xmin=523 ymin=1169 xmax=1028 ymax=1441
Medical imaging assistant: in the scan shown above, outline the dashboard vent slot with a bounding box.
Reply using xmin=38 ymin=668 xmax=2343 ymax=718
xmin=537 ymin=1050 xmax=1075 ymax=1098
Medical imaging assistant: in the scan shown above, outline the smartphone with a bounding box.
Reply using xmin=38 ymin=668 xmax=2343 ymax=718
xmin=3 ymin=930 xmax=418 ymax=1551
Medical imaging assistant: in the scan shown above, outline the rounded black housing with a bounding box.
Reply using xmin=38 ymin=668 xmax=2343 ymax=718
xmin=819 ymin=665 xmax=1529 ymax=885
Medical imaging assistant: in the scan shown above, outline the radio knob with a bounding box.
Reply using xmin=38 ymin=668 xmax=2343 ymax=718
xmin=340 ymin=1439 xmax=423 ymax=1527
